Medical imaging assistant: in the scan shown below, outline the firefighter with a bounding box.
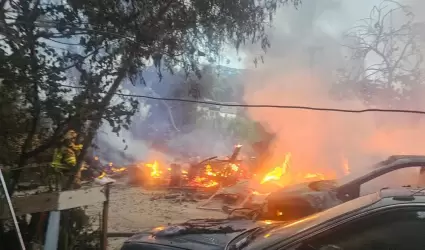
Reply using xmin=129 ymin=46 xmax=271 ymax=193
xmin=50 ymin=129 xmax=83 ymax=190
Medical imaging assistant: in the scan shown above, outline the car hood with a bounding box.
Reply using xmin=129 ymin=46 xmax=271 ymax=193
xmin=281 ymin=180 xmax=336 ymax=192
xmin=273 ymin=181 xmax=314 ymax=193
xmin=122 ymin=219 xmax=284 ymax=250
xmin=266 ymin=180 xmax=342 ymax=215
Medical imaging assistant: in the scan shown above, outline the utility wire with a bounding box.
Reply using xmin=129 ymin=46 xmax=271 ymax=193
xmin=59 ymin=84 xmax=425 ymax=115
xmin=4 ymin=18 xmax=425 ymax=115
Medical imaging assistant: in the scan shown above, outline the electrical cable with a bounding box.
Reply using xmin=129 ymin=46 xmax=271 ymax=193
xmin=4 ymin=18 xmax=425 ymax=115
xmin=5 ymin=18 xmax=425 ymax=115
xmin=58 ymin=84 xmax=425 ymax=115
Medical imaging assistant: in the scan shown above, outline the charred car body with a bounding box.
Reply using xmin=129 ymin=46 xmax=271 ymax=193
xmin=120 ymin=219 xmax=285 ymax=250
xmin=122 ymin=187 xmax=425 ymax=250
xmin=261 ymin=155 xmax=425 ymax=221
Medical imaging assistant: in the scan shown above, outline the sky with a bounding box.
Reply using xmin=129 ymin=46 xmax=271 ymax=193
xmin=228 ymin=0 xmax=384 ymax=70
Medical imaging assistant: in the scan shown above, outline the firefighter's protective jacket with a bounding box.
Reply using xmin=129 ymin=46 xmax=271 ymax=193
xmin=51 ymin=143 xmax=83 ymax=170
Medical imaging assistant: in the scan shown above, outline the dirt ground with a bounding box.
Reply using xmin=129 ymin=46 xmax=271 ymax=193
xmin=100 ymin=183 xmax=227 ymax=250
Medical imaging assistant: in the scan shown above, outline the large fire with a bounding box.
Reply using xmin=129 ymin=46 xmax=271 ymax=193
xmin=256 ymin=152 xmax=345 ymax=190
xmin=146 ymin=161 xmax=162 ymax=178
xmin=140 ymin=160 xmax=243 ymax=188
xmin=139 ymin=150 xmax=349 ymax=191
xmin=261 ymin=153 xmax=291 ymax=184
xmin=189 ymin=176 xmax=219 ymax=188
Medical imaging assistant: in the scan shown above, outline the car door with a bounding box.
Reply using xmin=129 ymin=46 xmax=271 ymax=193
xmin=284 ymin=205 xmax=425 ymax=250
xmin=359 ymin=167 xmax=422 ymax=196
xmin=336 ymin=164 xmax=422 ymax=201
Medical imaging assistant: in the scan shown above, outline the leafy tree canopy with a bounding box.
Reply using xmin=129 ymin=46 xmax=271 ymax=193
xmin=1 ymin=0 xmax=304 ymax=247
xmin=0 ymin=0 xmax=301 ymax=192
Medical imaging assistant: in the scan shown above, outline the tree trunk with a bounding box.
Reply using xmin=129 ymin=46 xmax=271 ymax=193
xmin=65 ymin=62 xmax=129 ymax=189
xmin=8 ymin=19 xmax=42 ymax=195
xmin=8 ymin=113 xmax=39 ymax=195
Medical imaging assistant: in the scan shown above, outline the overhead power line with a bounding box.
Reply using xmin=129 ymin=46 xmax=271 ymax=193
xmin=4 ymin=19 xmax=425 ymax=115
xmin=59 ymin=84 xmax=425 ymax=115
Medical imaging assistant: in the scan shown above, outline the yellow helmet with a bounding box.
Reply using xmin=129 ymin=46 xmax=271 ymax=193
xmin=64 ymin=130 xmax=77 ymax=140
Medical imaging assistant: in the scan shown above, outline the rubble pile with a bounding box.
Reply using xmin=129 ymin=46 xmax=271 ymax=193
xmin=128 ymin=145 xmax=249 ymax=190
xmin=109 ymin=144 xmax=351 ymax=214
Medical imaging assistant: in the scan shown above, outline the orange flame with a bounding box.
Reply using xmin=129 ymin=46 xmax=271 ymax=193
xmin=259 ymin=152 xmax=341 ymax=189
xmin=205 ymin=165 xmax=216 ymax=176
xmin=142 ymin=156 xmax=243 ymax=188
xmin=191 ymin=176 xmax=219 ymax=188
xmin=111 ymin=167 xmax=126 ymax=173
xmin=146 ymin=161 xmax=162 ymax=178
xmin=303 ymin=173 xmax=325 ymax=180
xmin=342 ymin=157 xmax=350 ymax=175
xmin=261 ymin=153 xmax=292 ymax=184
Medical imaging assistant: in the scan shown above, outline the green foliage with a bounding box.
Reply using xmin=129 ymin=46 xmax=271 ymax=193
xmin=0 ymin=0 xmax=300 ymax=168
xmin=1 ymin=0 xmax=302 ymax=246
xmin=0 ymin=82 xmax=28 ymax=165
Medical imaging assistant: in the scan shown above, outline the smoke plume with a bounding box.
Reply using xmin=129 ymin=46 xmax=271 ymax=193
xmin=242 ymin=0 xmax=425 ymax=188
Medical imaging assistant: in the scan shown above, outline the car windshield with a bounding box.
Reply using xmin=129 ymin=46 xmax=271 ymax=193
xmin=242 ymin=192 xmax=381 ymax=249
xmin=334 ymin=159 xmax=389 ymax=187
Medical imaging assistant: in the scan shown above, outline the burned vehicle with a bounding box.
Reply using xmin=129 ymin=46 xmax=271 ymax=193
xmin=121 ymin=219 xmax=285 ymax=250
xmin=261 ymin=155 xmax=425 ymax=221
xmin=121 ymin=187 xmax=425 ymax=250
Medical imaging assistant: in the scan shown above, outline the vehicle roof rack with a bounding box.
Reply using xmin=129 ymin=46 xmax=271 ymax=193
xmin=392 ymin=196 xmax=415 ymax=201
xmin=391 ymin=187 xmax=425 ymax=201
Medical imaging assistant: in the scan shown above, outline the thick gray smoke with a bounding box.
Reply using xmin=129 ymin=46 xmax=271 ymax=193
xmin=96 ymin=67 xmax=242 ymax=164
xmin=241 ymin=0 xmax=425 ymax=188
xmin=96 ymin=0 xmax=425 ymax=191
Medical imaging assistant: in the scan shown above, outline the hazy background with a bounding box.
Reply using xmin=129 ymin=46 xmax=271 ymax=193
xmin=96 ymin=0 xmax=425 ymax=189
xmin=241 ymin=0 xmax=425 ymax=188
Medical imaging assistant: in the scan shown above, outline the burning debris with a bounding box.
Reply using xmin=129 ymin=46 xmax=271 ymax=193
xmin=129 ymin=144 xmax=250 ymax=190
xmin=121 ymin=143 xmax=351 ymax=216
